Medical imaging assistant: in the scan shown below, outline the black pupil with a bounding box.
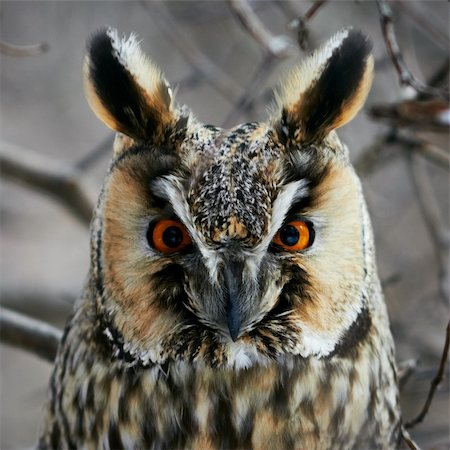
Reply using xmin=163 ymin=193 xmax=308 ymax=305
xmin=280 ymin=224 xmax=300 ymax=246
xmin=162 ymin=226 xmax=184 ymax=248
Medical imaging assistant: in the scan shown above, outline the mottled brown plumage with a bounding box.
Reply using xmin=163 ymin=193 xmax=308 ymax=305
xmin=39 ymin=27 xmax=401 ymax=449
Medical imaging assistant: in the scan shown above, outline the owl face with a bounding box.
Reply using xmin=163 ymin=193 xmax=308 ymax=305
xmin=85 ymin=28 xmax=374 ymax=368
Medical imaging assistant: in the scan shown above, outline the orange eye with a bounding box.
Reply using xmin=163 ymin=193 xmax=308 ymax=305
xmin=148 ymin=219 xmax=192 ymax=254
xmin=273 ymin=221 xmax=312 ymax=251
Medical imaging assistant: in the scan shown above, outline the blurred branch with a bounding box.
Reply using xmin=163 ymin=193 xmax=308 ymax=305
xmin=399 ymin=135 xmax=449 ymax=169
xmin=395 ymin=0 xmax=448 ymax=51
xmin=0 ymin=306 xmax=62 ymax=363
xmin=1 ymin=290 xmax=75 ymax=319
xmin=288 ymin=0 xmax=327 ymax=50
xmin=362 ymin=50 xmax=449 ymax=174
xmin=139 ymin=1 xmax=240 ymax=103
xmin=376 ymin=0 xmax=449 ymax=100
xmin=398 ymin=359 xmax=418 ymax=391
xmin=370 ymin=99 xmax=450 ymax=133
xmin=355 ymin=128 xmax=449 ymax=177
xmin=222 ymin=54 xmax=277 ymax=127
xmin=0 ymin=141 xmax=94 ymax=226
xmin=409 ymin=153 xmax=449 ymax=303
xmin=405 ymin=321 xmax=450 ymax=429
xmin=354 ymin=128 xmax=399 ymax=176
xmin=0 ymin=40 xmax=49 ymax=57
xmin=75 ymin=134 xmax=115 ymax=171
xmin=228 ymin=0 xmax=295 ymax=58
xmin=381 ymin=272 xmax=402 ymax=290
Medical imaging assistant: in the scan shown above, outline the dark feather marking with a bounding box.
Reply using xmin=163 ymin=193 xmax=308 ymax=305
xmin=49 ymin=421 xmax=61 ymax=449
xmin=118 ymin=370 xmax=140 ymax=423
xmin=327 ymin=307 xmax=372 ymax=359
xmin=279 ymin=264 xmax=312 ymax=304
xmin=300 ymin=397 xmax=320 ymax=442
xmin=107 ymin=421 xmax=123 ymax=449
xmin=85 ymin=377 xmax=95 ymax=411
xmin=162 ymin=373 xmax=196 ymax=450
xmin=87 ymin=30 xmax=169 ymax=140
xmin=56 ymin=348 xmax=77 ymax=449
xmin=285 ymin=150 xmax=329 ymax=191
xmin=141 ymin=396 xmax=157 ymax=445
xmin=298 ymin=30 xmax=372 ymax=143
xmin=212 ymin=389 xmax=238 ymax=449
xmin=270 ymin=371 xmax=292 ymax=419
xmin=330 ymin=403 xmax=346 ymax=437
xmin=111 ymin=143 xmax=178 ymax=171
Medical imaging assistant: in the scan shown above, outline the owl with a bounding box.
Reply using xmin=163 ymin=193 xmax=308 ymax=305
xmin=38 ymin=27 xmax=401 ymax=450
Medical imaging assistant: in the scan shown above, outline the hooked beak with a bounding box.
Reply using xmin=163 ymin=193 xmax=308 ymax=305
xmin=223 ymin=260 xmax=244 ymax=341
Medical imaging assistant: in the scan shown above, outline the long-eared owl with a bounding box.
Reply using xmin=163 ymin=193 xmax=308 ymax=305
xmin=39 ymin=27 xmax=401 ymax=449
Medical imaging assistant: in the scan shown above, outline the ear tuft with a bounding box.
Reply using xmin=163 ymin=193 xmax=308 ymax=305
xmin=84 ymin=28 xmax=176 ymax=142
xmin=275 ymin=29 xmax=374 ymax=144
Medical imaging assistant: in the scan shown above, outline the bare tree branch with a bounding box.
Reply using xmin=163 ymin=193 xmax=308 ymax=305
xmin=75 ymin=134 xmax=115 ymax=171
xmin=399 ymin=136 xmax=449 ymax=169
xmin=0 ymin=40 xmax=49 ymax=57
xmin=0 ymin=306 xmax=62 ymax=363
xmin=401 ymin=427 xmax=422 ymax=450
xmin=0 ymin=142 xmax=94 ymax=226
xmin=228 ymin=0 xmax=295 ymax=58
xmin=354 ymin=128 xmax=399 ymax=176
xmin=408 ymin=153 xmax=450 ymax=304
xmin=370 ymin=99 xmax=450 ymax=132
xmin=355 ymin=130 xmax=449 ymax=177
xmin=376 ymin=0 xmax=449 ymax=100
xmin=405 ymin=321 xmax=450 ymax=428
xmin=288 ymin=0 xmax=328 ymax=50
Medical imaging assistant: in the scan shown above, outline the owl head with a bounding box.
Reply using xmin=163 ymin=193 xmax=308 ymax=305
xmin=84 ymin=28 xmax=375 ymax=369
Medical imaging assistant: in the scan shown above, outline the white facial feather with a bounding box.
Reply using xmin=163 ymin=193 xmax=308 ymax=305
xmin=252 ymin=179 xmax=309 ymax=258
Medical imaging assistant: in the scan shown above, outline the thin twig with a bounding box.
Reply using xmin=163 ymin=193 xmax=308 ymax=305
xmin=228 ymin=0 xmax=295 ymax=58
xmin=288 ymin=1 xmax=328 ymax=50
xmin=0 ymin=141 xmax=94 ymax=226
xmin=0 ymin=40 xmax=49 ymax=57
xmin=405 ymin=321 xmax=450 ymax=428
xmin=0 ymin=306 xmax=62 ymax=363
xmin=408 ymin=153 xmax=450 ymax=304
xmin=401 ymin=426 xmax=422 ymax=450
xmin=376 ymin=0 xmax=449 ymax=100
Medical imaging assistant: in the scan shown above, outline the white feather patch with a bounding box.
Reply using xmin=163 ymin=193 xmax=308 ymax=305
xmin=106 ymin=28 xmax=170 ymax=102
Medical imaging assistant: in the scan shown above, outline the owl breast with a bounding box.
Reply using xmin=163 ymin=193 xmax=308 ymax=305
xmin=41 ymin=297 xmax=400 ymax=450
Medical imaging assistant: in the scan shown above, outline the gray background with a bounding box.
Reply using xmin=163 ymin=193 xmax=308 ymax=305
xmin=1 ymin=1 xmax=449 ymax=448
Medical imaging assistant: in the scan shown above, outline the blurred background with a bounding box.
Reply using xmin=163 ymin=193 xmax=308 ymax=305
xmin=1 ymin=1 xmax=448 ymax=448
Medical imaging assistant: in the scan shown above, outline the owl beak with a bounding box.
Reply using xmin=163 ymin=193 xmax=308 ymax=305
xmin=223 ymin=261 xmax=243 ymax=342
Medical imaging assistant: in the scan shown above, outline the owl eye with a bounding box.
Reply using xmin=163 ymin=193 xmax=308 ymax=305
xmin=273 ymin=221 xmax=312 ymax=251
xmin=148 ymin=219 xmax=192 ymax=254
